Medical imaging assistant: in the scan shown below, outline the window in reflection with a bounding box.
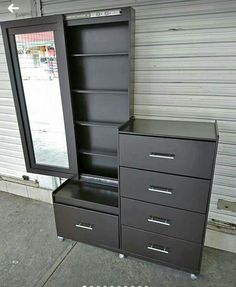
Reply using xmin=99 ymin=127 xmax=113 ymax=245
xmin=15 ymin=31 xmax=69 ymax=168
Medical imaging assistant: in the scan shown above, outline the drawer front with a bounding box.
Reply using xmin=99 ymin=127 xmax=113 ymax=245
xmin=119 ymin=134 xmax=216 ymax=179
xmin=121 ymin=198 xmax=205 ymax=243
xmin=122 ymin=226 xmax=201 ymax=272
xmin=54 ymin=203 xmax=119 ymax=248
xmin=120 ymin=167 xmax=210 ymax=213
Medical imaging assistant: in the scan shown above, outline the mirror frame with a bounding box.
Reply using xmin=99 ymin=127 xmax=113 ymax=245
xmin=1 ymin=15 xmax=78 ymax=177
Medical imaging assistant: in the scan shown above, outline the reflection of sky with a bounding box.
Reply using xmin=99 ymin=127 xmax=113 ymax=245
xmin=16 ymin=32 xmax=69 ymax=169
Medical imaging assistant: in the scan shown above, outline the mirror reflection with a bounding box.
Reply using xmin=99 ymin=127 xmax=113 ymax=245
xmin=15 ymin=31 xmax=69 ymax=168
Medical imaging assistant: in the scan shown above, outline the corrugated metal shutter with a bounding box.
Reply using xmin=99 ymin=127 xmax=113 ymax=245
xmin=0 ymin=1 xmax=28 ymax=178
xmin=0 ymin=0 xmax=56 ymax=189
xmin=41 ymin=0 xmax=236 ymax=224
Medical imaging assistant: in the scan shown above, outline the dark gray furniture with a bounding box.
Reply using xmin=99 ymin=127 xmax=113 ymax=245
xmin=2 ymin=7 xmax=218 ymax=279
xmin=119 ymin=119 xmax=218 ymax=277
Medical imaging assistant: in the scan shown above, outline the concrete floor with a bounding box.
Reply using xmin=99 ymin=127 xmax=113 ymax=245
xmin=0 ymin=191 xmax=235 ymax=287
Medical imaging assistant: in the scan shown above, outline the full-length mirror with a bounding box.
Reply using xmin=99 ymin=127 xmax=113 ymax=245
xmin=15 ymin=31 xmax=69 ymax=168
xmin=2 ymin=16 xmax=77 ymax=177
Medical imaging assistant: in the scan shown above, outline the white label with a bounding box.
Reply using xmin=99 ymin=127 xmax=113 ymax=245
xmin=90 ymin=9 xmax=122 ymax=17
xmin=66 ymin=9 xmax=122 ymax=20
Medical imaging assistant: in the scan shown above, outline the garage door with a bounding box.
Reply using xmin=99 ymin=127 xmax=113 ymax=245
xmin=41 ymin=0 xmax=236 ymax=224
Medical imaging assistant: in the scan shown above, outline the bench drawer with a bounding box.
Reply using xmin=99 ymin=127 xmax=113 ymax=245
xmin=120 ymin=167 xmax=210 ymax=213
xmin=119 ymin=134 xmax=216 ymax=179
xmin=54 ymin=203 xmax=119 ymax=248
xmin=121 ymin=198 xmax=205 ymax=243
xmin=122 ymin=226 xmax=201 ymax=272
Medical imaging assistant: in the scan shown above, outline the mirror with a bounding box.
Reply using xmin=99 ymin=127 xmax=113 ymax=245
xmin=15 ymin=31 xmax=69 ymax=168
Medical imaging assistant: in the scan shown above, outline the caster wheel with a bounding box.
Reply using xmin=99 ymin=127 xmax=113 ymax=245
xmin=190 ymin=274 xmax=198 ymax=280
xmin=119 ymin=253 xmax=126 ymax=259
xmin=57 ymin=236 xmax=64 ymax=242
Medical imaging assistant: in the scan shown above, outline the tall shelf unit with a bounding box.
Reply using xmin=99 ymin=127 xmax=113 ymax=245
xmin=50 ymin=8 xmax=134 ymax=218
xmin=66 ymin=14 xmax=133 ymax=181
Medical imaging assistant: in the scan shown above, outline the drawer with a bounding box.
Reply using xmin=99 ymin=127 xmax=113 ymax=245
xmin=122 ymin=226 xmax=201 ymax=272
xmin=121 ymin=198 xmax=205 ymax=243
xmin=54 ymin=203 xmax=119 ymax=249
xmin=119 ymin=134 xmax=216 ymax=179
xmin=120 ymin=167 xmax=210 ymax=213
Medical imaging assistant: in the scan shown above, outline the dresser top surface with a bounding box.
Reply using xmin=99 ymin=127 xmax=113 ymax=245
xmin=119 ymin=119 xmax=218 ymax=141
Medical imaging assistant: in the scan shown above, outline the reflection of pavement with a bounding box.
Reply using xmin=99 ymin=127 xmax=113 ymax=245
xmin=32 ymin=131 xmax=69 ymax=167
xmin=22 ymin=79 xmax=69 ymax=168
xmin=21 ymin=66 xmax=50 ymax=80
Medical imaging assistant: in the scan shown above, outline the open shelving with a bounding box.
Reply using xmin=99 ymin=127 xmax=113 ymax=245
xmin=79 ymin=149 xmax=117 ymax=158
xmin=79 ymin=152 xmax=118 ymax=179
xmin=66 ymin=21 xmax=129 ymax=54
xmin=51 ymin=8 xmax=134 ymax=216
xmin=76 ymin=121 xmax=122 ymax=127
xmin=72 ymin=89 xmax=128 ymax=95
xmin=53 ymin=179 xmax=118 ymax=214
xmin=70 ymin=52 xmax=128 ymax=57
xmin=66 ymin=18 xmax=131 ymax=181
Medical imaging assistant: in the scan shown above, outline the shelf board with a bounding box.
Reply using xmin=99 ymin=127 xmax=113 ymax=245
xmin=72 ymin=89 xmax=128 ymax=95
xmin=70 ymin=52 xmax=128 ymax=57
xmin=79 ymin=149 xmax=117 ymax=158
xmin=80 ymin=173 xmax=118 ymax=186
xmin=76 ymin=121 xmax=122 ymax=128
xmin=53 ymin=179 xmax=118 ymax=215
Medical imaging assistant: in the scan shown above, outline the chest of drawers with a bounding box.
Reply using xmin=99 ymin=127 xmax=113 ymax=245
xmin=119 ymin=119 xmax=218 ymax=276
xmin=2 ymin=9 xmax=219 ymax=279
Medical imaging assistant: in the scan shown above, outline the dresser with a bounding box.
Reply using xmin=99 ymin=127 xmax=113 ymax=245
xmin=119 ymin=118 xmax=218 ymax=278
xmin=2 ymin=7 xmax=218 ymax=280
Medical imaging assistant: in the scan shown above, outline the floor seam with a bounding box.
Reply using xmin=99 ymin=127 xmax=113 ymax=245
xmin=34 ymin=241 xmax=77 ymax=287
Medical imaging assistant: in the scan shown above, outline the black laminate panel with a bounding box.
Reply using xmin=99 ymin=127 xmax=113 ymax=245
xmin=120 ymin=119 xmax=217 ymax=141
xmin=119 ymin=134 xmax=216 ymax=179
xmin=121 ymin=198 xmax=205 ymax=243
xmin=122 ymin=226 xmax=201 ymax=272
xmin=70 ymin=56 xmax=128 ymax=91
xmin=73 ymin=92 xmax=129 ymax=123
xmin=54 ymin=203 xmax=119 ymax=248
xmin=77 ymin=125 xmax=117 ymax=153
xmin=53 ymin=179 xmax=118 ymax=214
xmin=120 ymin=167 xmax=210 ymax=213
xmin=79 ymin=153 xmax=117 ymax=179
xmin=67 ymin=22 xmax=128 ymax=54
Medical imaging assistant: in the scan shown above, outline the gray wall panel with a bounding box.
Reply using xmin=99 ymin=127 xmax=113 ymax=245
xmin=0 ymin=0 xmax=231 ymax=223
xmin=135 ymin=57 xmax=236 ymax=70
xmin=0 ymin=1 xmax=25 ymax=179
xmin=41 ymin=0 xmax=236 ymax=225
xmin=0 ymin=1 xmax=56 ymax=188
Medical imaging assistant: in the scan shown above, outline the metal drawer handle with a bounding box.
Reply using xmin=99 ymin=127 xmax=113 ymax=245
xmin=75 ymin=223 xmax=93 ymax=231
xmin=148 ymin=186 xmax=172 ymax=195
xmin=149 ymin=152 xmax=175 ymax=160
xmin=148 ymin=216 xmax=170 ymax=226
xmin=147 ymin=244 xmax=169 ymax=254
